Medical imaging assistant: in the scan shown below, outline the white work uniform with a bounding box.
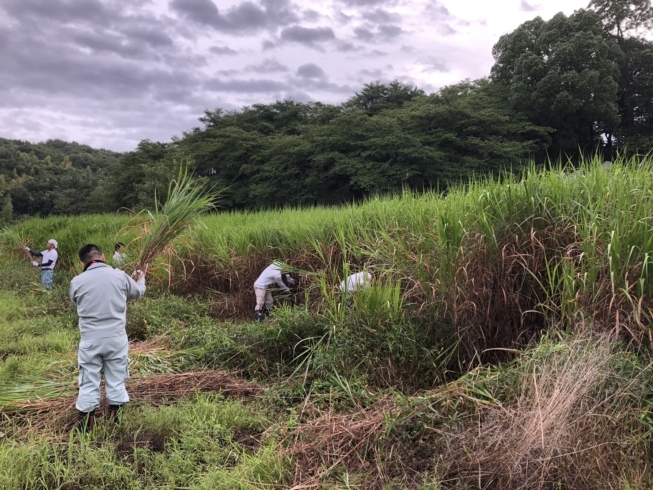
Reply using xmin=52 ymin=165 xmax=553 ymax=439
xmin=253 ymin=263 xmax=290 ymax=311
xmin=340 ymin=272 xmax=373 ymax=292
xmin=70 ymin=262 xmax=146 ymax=412
xmin=113 ymin=251 xmax=124 ymax=265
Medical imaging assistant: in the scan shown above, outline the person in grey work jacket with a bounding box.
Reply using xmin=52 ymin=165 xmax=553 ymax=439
xmin=25 ymin=238 xmax=58 ymax=289
xmin=69 ymin=244 xmax=147 ymax=432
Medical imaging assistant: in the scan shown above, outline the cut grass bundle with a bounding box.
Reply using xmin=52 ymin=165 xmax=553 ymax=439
xmin=122 ymin=166 xmax=219 ymax=276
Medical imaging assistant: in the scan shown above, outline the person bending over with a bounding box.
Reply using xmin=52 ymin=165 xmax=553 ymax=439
xmin=25 ymin=238 xmax=58 ymax=289
xmin=69 ymin=244 xmax=147 ymax=432
xmin=253 ymin=262 xmax=295 ymax=321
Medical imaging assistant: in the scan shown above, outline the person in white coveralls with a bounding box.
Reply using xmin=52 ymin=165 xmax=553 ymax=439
xmin=69 ymin=244 xmax=147 ymax=432
xmin=253 ymin=262 xmax=296 ymax=321
xmin=26 ymin=238 xmax=59 ymax=289
xmin=340 ymin=271 xmax=373 ymax=293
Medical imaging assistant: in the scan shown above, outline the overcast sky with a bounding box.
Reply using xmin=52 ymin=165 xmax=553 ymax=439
xmin=0 ymin=0 xmax=589 ymax=152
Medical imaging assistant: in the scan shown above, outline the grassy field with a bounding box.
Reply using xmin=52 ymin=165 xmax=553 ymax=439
xmin=1 ymin=156 xmax=653 ymax=488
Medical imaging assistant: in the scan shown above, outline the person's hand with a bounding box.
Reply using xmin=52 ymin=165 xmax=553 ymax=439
xmin=287 ymin=276 xmax=297 ymax=286
xmin=24 ymin=246 xmax=30 ymax=252
xmin=31 ymin=261 xmax=39 ymax=267
xmin=131 ymin=264 xmax=148 ymax=283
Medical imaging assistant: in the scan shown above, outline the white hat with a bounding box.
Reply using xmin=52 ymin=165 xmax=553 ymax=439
xmin=48 ymin=239 xmax=58 ymax=248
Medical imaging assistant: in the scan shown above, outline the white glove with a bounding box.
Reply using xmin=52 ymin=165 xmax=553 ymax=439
xmin=24 ymin=247 xmax=30 ymax=252
xmin=32 ymin=261 xmax=39 ymax=267
xmin=132 ymin=270 xmax=146 ymax=285
xmin=287 ymin=277 xmax=297 ymax=286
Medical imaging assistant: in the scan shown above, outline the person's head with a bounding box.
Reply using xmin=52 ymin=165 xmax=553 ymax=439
xmin=115 ymin=242 xmax=125 ymax=253
xmin=78 ymin=244 xmax=105 ymax=266
xmin=47 ymin=239 xmax=58 ymax=251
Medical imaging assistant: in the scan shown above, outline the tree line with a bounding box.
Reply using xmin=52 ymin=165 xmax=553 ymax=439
xmin=1 ymin=1 xmax=652 ymax=219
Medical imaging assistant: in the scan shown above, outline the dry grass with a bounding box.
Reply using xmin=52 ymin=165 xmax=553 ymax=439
xmin=2 ymin=370 xmax=261 ymax=435
xmin=285 ymin=396 xmax=407 ymax=489
xmin=439 ymin=335 xmax=652 ymax=489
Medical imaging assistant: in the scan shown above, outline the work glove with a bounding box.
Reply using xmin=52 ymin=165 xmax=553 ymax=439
xmin=287 ymin=277 xmax=297 ymax=286
xmin=32 ymin=261 xmax=39 ymax=267
xmin=132 ymin=270 xmax=146 ymax=285
xmin=24 ymin=247 xmax=30 ymax=252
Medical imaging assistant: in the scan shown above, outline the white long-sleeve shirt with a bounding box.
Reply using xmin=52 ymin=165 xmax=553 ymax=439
xmin=340 ymin=272 xmax=372 ymax=292
xmin=254 ymin=264 xmax=290 ymax=292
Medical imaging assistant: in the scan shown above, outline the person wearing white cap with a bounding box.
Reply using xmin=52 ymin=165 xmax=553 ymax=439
xmin=25 ymin=238 xmax=59 ymax=289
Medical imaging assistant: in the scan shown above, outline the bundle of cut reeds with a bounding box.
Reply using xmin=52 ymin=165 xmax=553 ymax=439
xmin=122 ymin=166 xmax=219 ymax=274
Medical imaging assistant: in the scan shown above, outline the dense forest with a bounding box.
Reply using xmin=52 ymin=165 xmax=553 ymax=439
xmin=1 ymin=1 xmax=652 ymax=220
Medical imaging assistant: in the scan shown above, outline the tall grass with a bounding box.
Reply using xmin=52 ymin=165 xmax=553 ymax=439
xmin=4 ymin=155 xmax=653 ymax=372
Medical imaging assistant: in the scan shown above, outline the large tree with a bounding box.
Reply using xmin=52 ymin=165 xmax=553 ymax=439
xmin=491 ymin=10 xmax=622 ymax=155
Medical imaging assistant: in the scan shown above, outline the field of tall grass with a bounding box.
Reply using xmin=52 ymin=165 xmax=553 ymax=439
xmin=2 ymin=155 xmax=653 ymax=488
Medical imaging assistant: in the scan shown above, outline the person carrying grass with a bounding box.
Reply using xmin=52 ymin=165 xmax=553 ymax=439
xmin=25 ymin=238 xmax=58 ymax=289
xmin=69 ymin=244 xmax=147 ymax=432
xmin=253 ymin=262 xmax=296 ymax=321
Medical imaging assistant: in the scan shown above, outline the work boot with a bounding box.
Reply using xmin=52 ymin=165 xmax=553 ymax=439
xmin=109 ymin=404 xmax=124 ymax=426
xmin=254 ymin=310 xmax=263 ymax=321
xmin=263 ymin=307 xmax=271 ymax=318
xmin=73 ymin=410 xmax=95 ymax=433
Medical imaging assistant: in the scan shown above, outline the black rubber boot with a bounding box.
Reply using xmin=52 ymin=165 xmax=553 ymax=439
xmin=263 ymin=307 xmax=271 ymax=318
xmin=254 ymin=310 xmax=263 ymax=321
xmin=74 ymin=410 xmax=95 ymax=433
xmin=109 ymin=404 xmax=123 ymax=426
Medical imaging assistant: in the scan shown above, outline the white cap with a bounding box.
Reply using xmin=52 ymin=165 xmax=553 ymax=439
xmin=47 ymin=239 xmax=58 ymax=248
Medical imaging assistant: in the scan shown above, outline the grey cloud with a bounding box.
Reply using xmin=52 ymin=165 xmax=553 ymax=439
xmin=284 ymin=90 xmax=314 ymax=103
xmin=354 ymin=24 xmax=403 ymax=43
xmin=1 ymin=0 xmax=110 ymax=23
xmin=121 ymin=26 xmax=174 ymax=48
xmin=245 ymin=58 xmax=289 ymax=73
xmin=520 ymin=0 xmax=538 ymax=11
xmin=302 ymin=9 xmax=320 ymax=21
xmin=378 ymin=24 xmax=403 ymax=39
xmin=336 ymin=41 xmax=361 ymax=52
xmin=458 ymin=20 xmax=471 ymax=27
xmin=204 ymin=78 xmax=289 ymax=93
xmin=424 ymin=1 xmax=451 ymax=20
xmin=262 ymin=40 xmax=276 ymax=50
xmin=71 ymin=30 xmax=151 ymax=60
xmin=291 ymin=77 xmax=355 ymax=95
xmin=358 ymin=68 xmax=384 ymax=77
xmin=297 ymin=63 xmax=326 ymax=79
xmin=438 ymin=24 xmax=457 ymax=36
xmin=169 ymin=0 xmax=221 ymax=26
xmin=210 ymin=46 xmax=238 ymax=55
xmin=336 ymin=11 xmax=353 ymax=24
xmin=279 ymin=25 xmax=336 ymax=45
xmin=370 ymin=50 xmax=388 ymax=56
xmin=362 ymin=8 xmax=400 ymax=24
xmin=420 ymin=57 xmax=450 ymax=72
xmin=340 ymin=0 xmax=389 ymax=6
xmin=354 ymin=27 xmax=375 ymax=42
xmin=169 ymin=0 xmax=298 ymax=33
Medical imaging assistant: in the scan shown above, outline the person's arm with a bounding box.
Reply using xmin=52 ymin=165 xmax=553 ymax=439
xmin=25 ymin=248 xmax=43 ymax=258
xmin=69 ymin=281 xmax=77 ymax=306
xmin=37 ymin=259 xmax=54 ymax=268
xmin=124 ymin=270 xmax=146 ymax=300
xmin=274 ymin=272 xmax=290 ymax=293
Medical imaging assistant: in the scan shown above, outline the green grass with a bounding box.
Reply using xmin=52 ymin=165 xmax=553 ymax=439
xmin=2 ymin=155 xmax=653 ymax=487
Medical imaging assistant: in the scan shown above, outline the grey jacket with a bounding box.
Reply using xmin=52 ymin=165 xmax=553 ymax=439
xmin=70 ymin=262 xmax=146 ymax=340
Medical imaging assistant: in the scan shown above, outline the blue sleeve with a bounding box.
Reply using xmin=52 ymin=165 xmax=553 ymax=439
xmin=28 ymin=249 xmax=43 ymax=257
xmin=39 ymin=259 xmax=54 ymax=268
